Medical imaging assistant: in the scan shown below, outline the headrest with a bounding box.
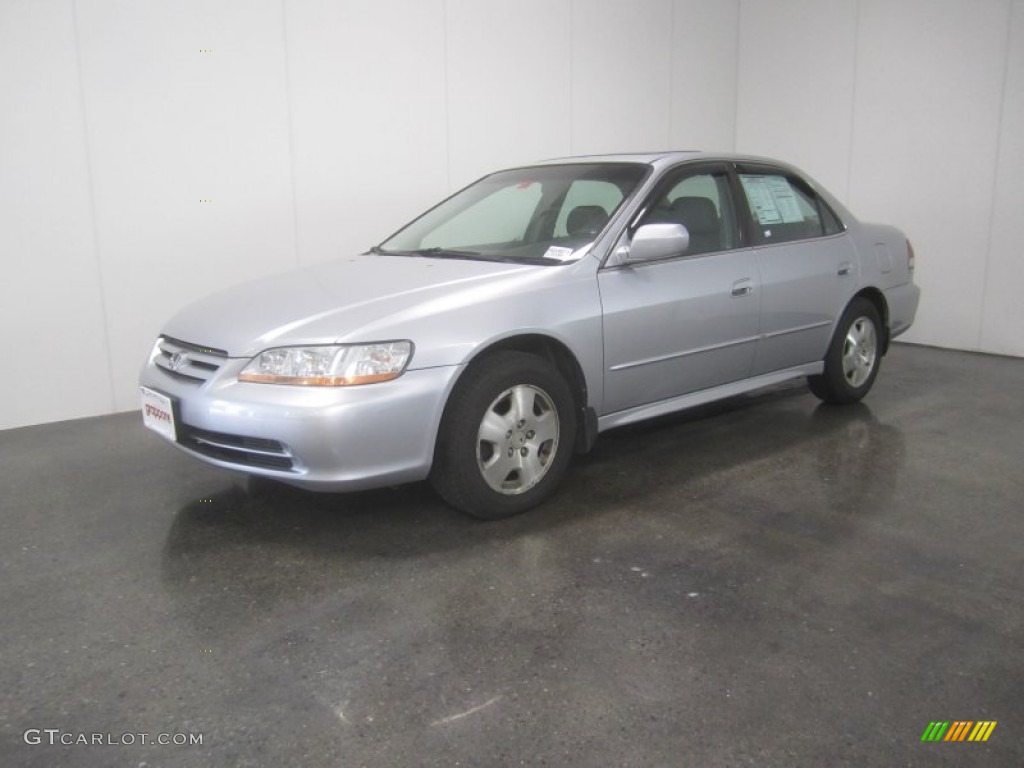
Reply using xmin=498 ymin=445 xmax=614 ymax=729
xmin=671 ymin=197 xmax=718 ymax=234
xmin=566 ymin=205 xmax=609 ymax=238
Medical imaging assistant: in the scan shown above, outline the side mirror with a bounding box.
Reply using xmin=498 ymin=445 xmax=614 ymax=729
xmin=625 ymin=223 xmax=690 ymax=264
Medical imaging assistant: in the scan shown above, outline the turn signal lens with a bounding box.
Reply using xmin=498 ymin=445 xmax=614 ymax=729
xmin=907 ymin=240 xmax=916 ymax=272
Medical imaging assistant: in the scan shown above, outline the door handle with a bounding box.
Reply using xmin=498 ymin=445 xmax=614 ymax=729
xmin=731 ymin=279 xmax=754 ymax=297
xmin=837 ymin=262 xmax=853 ymax=276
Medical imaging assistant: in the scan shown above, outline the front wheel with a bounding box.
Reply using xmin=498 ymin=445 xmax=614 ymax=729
xmin=808 ymin=297 xmax=883 ymax=404
xmin=431 ymin=351 xmax=577 ymax=520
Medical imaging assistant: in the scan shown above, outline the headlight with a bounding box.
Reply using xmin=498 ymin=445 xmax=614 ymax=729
xmin=238 ymin=342 xmax=413 ymax=386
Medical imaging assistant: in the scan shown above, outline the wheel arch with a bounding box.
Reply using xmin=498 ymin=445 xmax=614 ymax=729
xmin=442 ymin=333 xmax=597 ymax=456
xmin=852 ymin=287 xmax=890 ymax=355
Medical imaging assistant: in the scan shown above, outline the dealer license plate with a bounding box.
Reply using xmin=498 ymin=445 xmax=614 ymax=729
xmin=140 ymin=386 xmax=177 ymax=442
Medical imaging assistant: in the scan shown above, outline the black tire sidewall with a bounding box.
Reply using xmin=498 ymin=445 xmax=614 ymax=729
xmin=431 ymin=351 xmax=577 ymax=519
xmin=813 ymin=298 xmax=883 ymax=404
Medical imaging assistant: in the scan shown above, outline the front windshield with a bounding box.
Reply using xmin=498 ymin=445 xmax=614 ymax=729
xmin=377 ymin=163 xmax=648 ymax=264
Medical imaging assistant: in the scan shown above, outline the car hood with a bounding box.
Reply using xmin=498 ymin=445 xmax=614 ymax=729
xmin=162 ymin=254 xmax=546 ymax=358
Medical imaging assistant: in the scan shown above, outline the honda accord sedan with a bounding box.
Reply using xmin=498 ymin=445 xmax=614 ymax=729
xmin=140 ymin=152 xmax=920 ymax=519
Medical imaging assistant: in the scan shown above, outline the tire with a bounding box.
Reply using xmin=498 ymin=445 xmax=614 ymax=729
xmin=431 ymin=351 xmax=577 ymax=520
xmin=808 ymin=297 xmax=883 ymax=405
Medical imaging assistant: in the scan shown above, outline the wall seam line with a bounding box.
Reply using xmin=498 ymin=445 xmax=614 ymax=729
xmin=71 ymin=0 xmax=118 ymax=413
xmin=281 ymin=0 xmax=301 ymax=267
xmin=976 ymin=0 xmax=1015 ymax=351
xmin=668 ymin=0 xmax=675 ymax=146
xmin=442 ymin=0 xmax=452 ymax=189
xmin=732 ymin=0 xmax=742 ymax=152
xmin=845 ymin=0 xmax=861 ymax=206
xmin=569 ymin=0 xmax=575 ymax=153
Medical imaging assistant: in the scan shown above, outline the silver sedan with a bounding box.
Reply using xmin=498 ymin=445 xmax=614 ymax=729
xmin=140 ymin=152 xmax=920 ymax=518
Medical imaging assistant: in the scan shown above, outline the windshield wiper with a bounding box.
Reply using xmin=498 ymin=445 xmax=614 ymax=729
xmin=377 ymin=247 xmax=484 ymax=259
xmin=410 ymin=247 xmax=481 ymax=258
xmin=371 ymin=245 xmax=559 ymax=266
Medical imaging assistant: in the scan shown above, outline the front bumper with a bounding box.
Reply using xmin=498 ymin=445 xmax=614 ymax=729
xmin=139 ymin=356 xmax=460 ymax=491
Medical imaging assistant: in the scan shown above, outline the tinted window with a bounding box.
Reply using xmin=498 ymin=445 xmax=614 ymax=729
xmin=553 ymin=180 xmax=624 ymax=238
xmin=381 ymin=163 xmax=648 ymax=264
xmin=422 ymin=183 xmax=542 ymax=249
xmin=820 ymin=201 xmax=843 ymax=236
xmin=738 ymin=172 xmax=842 ymax=244
xmin=638 ymin=169 xmax=739 ymax=256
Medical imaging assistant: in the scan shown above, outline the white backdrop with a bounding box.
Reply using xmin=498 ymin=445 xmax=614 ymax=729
xmin=1 ymin=0 xmax=1021 ymax=430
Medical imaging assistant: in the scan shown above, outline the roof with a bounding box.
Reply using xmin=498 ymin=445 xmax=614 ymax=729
xmin=531 ymin=151 xmax=812 ymax=179
xmin=534 ymin=150 xmax=704 ymax=166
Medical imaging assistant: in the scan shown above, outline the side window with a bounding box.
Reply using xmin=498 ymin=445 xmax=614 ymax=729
xmin=820 ymin=201 xmax=844 ymax=236
xmin=738 ymin=172 xmax=842 ymax=244
xmin=553 ymin=180 xmax=624 ymax=239
xmin=421 ymin=183 xmax=542 ymax=249
xmin=638 ymin=170 xmax=738 ymax=256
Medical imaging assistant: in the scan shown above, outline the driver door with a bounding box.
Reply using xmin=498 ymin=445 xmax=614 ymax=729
xmin=598 ymin=164 xmax=760 ymax=415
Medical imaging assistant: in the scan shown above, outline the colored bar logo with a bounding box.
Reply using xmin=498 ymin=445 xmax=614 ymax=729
xmin=921 ymin=721 xmax=997 ymax=742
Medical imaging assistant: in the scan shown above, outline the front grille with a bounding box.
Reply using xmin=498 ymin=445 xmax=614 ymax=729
xmin=179 ymin=425 xmax=296 ymax=471
xmin=154 ymin=336 xmax=228 ymax=383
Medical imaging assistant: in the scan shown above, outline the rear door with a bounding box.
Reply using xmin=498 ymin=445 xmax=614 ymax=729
xmin=734 ymin=164 xmax=854 ymax=375
xmin=598 ymin=163 xmax=760 ymax=415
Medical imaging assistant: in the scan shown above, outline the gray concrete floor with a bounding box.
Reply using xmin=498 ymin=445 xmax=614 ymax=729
xmin=1 ymin=344 xmax=1021 ymax=767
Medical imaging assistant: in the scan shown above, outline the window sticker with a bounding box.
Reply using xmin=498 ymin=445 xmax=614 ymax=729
xmin=740 ymin=175 xmax=805 ymax=226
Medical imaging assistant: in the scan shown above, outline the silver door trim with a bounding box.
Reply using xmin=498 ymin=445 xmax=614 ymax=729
xmin=598 ymin=362 xmax=824 ymax=431
xmin=608 ymin=334 xmax=761 ymax=372
xmin=759 ymin=319 xmax=832 ymax=340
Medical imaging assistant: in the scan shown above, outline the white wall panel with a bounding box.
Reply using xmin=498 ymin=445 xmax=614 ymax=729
xmin=980 ymin=0 xmax=1024 ymax=356
xmin=75 ymin=0 xmax=297 ymax=409
xmin=671 ymin=0 xmax=740 ymax=153
xmin=4 ymin=0 xmax=1024 ymax=431
xmin=848 ymin=0 xmax=1010 ymax=350
xmin=571 ymin=0 xmax=674 ymax=154
xmin=736 ymin=0 xmax=857 ymax=197
xmin=286 ymin=0 xmax=448 ymax=265
xmin=446 ymin=0 xmax=572 ymax=187
xmin=0 ymin=0 xmax=113 ymax=429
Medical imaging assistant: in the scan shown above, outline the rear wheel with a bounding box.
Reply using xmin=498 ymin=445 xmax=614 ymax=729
xmin=431 ymin=351 xmax=576 ymax=520
xmin=808 ymin=298 xmax=883 ymax=404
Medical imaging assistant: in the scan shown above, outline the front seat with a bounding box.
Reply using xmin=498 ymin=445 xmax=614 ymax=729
xmin=566 ymin=205 xmax=609 ymax=238
xmin=671 ymin=197 xmax=721 ymax=254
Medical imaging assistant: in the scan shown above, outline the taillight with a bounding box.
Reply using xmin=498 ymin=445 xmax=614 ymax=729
xmin=907 ymin=240 xmax=915 ymax=272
